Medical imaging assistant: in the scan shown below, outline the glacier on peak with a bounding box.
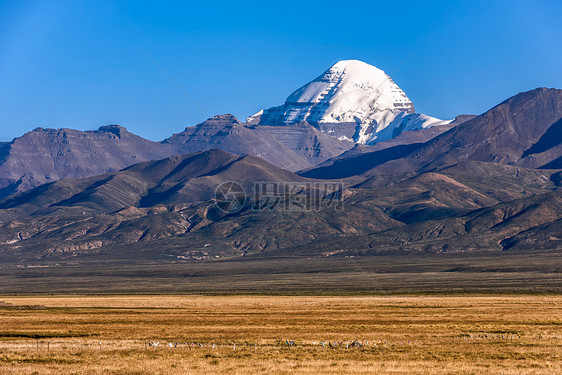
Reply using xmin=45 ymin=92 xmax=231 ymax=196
xmin=249 ymin=59 xmax=451 ymax=144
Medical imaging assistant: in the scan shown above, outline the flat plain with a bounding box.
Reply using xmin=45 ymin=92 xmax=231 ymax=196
xmin=0 ymin=295 xmax=561 ymax=374
xmin=1 ymin=250 xmax=561 ymax=294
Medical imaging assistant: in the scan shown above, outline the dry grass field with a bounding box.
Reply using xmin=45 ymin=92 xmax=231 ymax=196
xmin=0 ymin=295 xmax=560 ymax=374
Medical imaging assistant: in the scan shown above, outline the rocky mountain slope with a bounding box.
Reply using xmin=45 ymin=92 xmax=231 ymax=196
xmin=0 ymin=115 xmax=356 ymax=197
xmin=301 ymin=88 xmax=562 ymax=179
xmin=163 ymin=114 xmax=355 ymax=171
xmin=0 ymin=126 xmax=174 ymax=198
xmin=404 ymin=87 xmax=562 ymax=171
xmin=0 ymin=149 xmax=398 ymax=258
xmin=0 ymin=150 xmax=559 ymax=261
xmin=302 ymin=114 xmax=475 ymax=172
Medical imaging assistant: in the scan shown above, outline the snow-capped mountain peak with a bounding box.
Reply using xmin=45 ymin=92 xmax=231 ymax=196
xmin=249 ymin=59 xmax=451 ymax=144
xmin=285 ymin=59 xmax=414 ymax=118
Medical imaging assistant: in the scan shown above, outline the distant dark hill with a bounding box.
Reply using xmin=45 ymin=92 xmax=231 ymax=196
xmin=301 ymin=88 xmax=562 ymax=180
xmin=0 ymin=126 xmax=174 ymax=198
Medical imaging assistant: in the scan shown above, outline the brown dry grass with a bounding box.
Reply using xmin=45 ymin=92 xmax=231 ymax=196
xmin=0 ymin=295 xmax=560 ymax=374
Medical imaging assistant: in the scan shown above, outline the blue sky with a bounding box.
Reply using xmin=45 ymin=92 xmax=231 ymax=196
xmin=1 ymin=0 xmax=561 ymax=141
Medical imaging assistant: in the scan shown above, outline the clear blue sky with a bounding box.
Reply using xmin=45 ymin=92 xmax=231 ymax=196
xmin=1 ymin=0 xmax=561 ymax=141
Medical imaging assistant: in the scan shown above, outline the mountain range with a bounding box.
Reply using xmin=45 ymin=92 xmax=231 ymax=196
xmin=0 ymin=60 xmax=560 ymax=263
xmin=0 ymin=60 xmax=453 ymax=197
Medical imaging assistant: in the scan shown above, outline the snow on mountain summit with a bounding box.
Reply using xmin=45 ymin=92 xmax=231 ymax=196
xmin=285 ymin=60 xmax=414 ymax=119
xmin=249 ymin=60 xmax=450 ymax=144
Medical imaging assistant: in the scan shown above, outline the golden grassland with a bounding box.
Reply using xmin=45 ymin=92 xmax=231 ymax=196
xmin=0 ymin=295 xmax=560 ymax=374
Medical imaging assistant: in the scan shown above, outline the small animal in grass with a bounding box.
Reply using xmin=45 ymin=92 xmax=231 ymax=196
xmin=351 ymin=340 xmax=364 ymax=348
